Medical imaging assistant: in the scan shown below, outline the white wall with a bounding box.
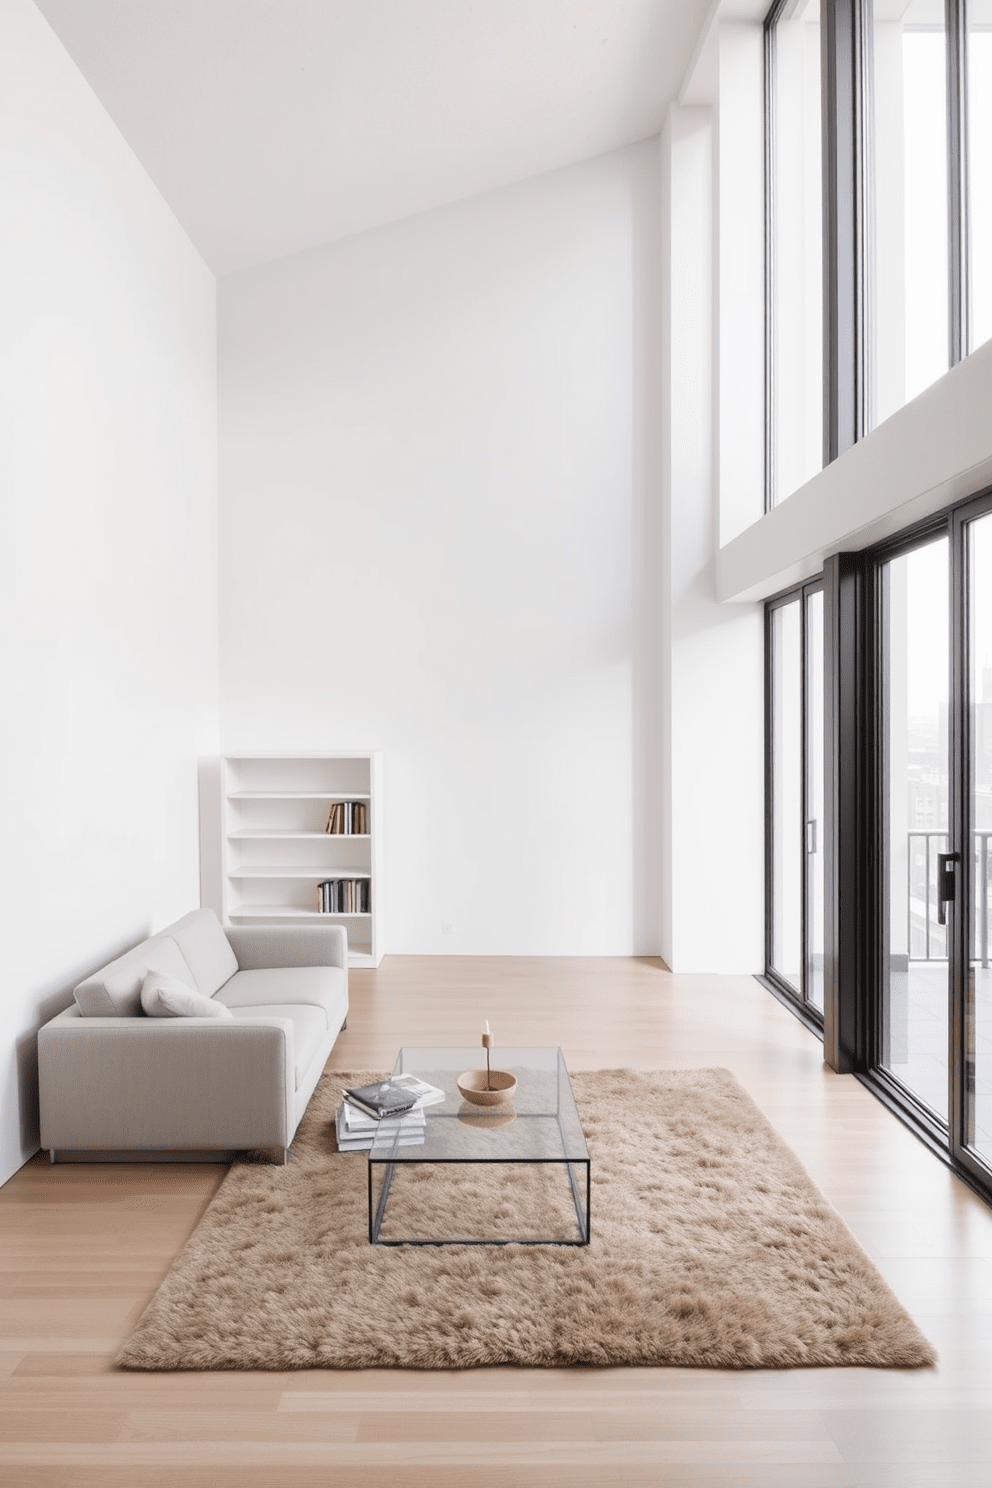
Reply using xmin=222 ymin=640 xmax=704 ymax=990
xmin=0 ymin=0 xmax=218 ymax=1183
xmin=218 ymin=143 xmax=663 ymax=956
xmin=717 ymin=23 xmax=764 ymax=546
xmin=661 ymin=103 xmax=765 ymax=973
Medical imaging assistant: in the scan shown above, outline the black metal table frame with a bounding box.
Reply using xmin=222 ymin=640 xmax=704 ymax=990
xmin=367 ymin=1149 xmax=591 ymax=1247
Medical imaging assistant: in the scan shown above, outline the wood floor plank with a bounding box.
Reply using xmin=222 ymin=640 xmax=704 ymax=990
xmin=117 ymin=1409 xmax=362 ymax=1443
xmin=0 ymin=1439 xmax=846 ymax=1465
xmin=352 ymin=1408 xmax=834 ymax=1444
xmin=0 ymin=1409 xmax=128 ymax=1444
xmin=0 ymin=955 xmax=987 ymax=1484
xmin=278 ymin=1387 xmax=748 ymax=1412
xmin=0 ymin=1465 xmax=864 ymax=1488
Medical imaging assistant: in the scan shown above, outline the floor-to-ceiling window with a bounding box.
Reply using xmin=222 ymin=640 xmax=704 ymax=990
xmin=758 ymin=0 xmax=992 ymax=1204
xmin=765 ymin=580 xmax=825 ymax=1024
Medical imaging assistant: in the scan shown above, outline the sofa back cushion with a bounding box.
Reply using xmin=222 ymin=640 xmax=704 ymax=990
xmin=74 ymin=937 xmax=196 ymax=1018
xmin=165 ymin=909 xmax=238 ymax=996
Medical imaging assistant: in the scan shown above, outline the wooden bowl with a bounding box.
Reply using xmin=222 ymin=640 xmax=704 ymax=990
xmin=457 ymin=1069 xmax=518 ymax=1107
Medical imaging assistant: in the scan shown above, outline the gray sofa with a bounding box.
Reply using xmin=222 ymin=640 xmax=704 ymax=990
xmin=38 ymin=909 xmax=347 ymax=1163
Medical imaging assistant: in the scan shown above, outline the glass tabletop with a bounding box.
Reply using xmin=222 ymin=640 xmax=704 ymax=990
xmin=367 ymin=1046 xmax=589 ymax=1164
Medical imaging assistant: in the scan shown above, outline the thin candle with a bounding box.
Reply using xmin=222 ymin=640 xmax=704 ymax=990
xmin=482 ymin=1020 xmax=494 ymax=1089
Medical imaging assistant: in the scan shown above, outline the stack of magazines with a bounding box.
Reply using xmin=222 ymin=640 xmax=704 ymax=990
xmin=334 ymin=1073 xmax=444 ymax=1153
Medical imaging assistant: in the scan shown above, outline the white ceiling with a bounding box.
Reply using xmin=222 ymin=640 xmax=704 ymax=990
xmin=35 ymin=0 xmax=712 ymax=276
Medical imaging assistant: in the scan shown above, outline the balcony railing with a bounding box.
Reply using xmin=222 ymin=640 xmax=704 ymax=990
xmin=908 ymin=830 xmax=992 ymax=967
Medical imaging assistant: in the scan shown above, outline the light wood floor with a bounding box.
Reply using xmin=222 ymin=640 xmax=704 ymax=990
xmin=3 ymin=956 xmax=992 ymax=1486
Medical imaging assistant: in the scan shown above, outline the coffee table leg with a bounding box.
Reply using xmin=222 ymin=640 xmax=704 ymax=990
xmin=565 ymin=1160 xmax=590 ymax=1244
xmin=369 ymin=1160 xmax=396 ymax=1244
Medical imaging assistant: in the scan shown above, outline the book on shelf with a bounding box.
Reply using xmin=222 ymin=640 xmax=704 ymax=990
xmin=342 ymin=1078 xmax=421 ymax=1120
xmin=316 ymin=878 xmax=371 ymax=914
xmin=324 ymin=801 xmax=367 ymax=835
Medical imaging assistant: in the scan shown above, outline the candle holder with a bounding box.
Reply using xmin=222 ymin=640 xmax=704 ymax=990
xmin=456 ymin=1067 xmax=518 ymax=1106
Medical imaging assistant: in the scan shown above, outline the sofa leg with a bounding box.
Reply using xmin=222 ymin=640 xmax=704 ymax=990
xmin=49 ymin=1149 xmax=56 ymax=1165
xmin=341 ymin=1017 xmax=347 ymax=1030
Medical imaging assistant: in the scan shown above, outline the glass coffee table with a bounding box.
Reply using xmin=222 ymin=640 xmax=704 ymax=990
xmin=367 ymin=1046 xmax=590 ymax=1246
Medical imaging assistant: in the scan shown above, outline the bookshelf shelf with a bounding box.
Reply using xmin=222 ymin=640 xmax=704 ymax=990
xmin=228 ymin=831 xmax=372 ymax=841
xmin=228 ymin=791 xmax=372 ymax=801
xmin=229 ymin=867 xmax=371 ymax=879
xmin=229 ymin=907 xmax=373 ymax=919
xmin=220 ymin=754 xmax=383 ymax=967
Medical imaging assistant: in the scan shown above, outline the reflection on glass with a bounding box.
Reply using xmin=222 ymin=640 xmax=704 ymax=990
xmin=969 ymin=2 xmax=992 ymax=351
xmin=873 ymin=0 xmax=948 ymax=424
xmin=772 ymin=602 xmax=802 ymax=991
xmin=969 ymin=513 xmax=992 ymax=1165
xmin=806 ymin=590 xmax=824 ymax=1012
xmin=771 ymin=0 xmax=822 ymax=503
xmin=883 ymin=539 xmax=949 ymax=1120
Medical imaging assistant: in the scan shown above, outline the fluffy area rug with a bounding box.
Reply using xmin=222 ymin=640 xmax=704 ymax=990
xmin=117 ymin=1068 xmax=935 ymax=1371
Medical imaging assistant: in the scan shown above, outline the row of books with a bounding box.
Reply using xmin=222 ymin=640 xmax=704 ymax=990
xmin=325 ymin=801 xmax=367 ymax=835
xmin=334 ymin=1074 xmax=445 ymax=1153
xmin=317 ymin=878 xmax=370 ymax=914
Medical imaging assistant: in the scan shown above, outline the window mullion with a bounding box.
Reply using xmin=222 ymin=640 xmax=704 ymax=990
xmin=764 ymin=14 xmax=777 ymax=513
xmin=821 ymin=0 xmax=872 ymax=464
xmin=947 ymin=0 xmax=969 ymax=364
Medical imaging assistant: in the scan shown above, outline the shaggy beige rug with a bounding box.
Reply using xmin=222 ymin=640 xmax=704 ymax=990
xmin=117 ymin=1068 xmax=935 ymax=1371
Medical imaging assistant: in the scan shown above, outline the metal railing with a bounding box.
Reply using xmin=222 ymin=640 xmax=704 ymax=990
xmin=908 ymin=830 xmax=992 ymax=967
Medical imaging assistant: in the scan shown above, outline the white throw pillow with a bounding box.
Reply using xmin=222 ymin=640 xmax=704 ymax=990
xmin=141 ymin=972 xmax=233 ymax=1019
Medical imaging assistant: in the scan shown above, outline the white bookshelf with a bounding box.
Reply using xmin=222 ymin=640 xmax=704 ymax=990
xmin=220 ymin=754 xmax=383 ymax=967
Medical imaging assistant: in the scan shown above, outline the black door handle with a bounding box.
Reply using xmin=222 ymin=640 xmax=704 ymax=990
xmin=937 ymin=851 xmax=959 ymax=926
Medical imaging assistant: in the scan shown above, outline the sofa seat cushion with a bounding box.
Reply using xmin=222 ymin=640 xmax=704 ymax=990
xmin=75 ymin=937 xmax=197 ymax=1019
xmin=227 ymin=1004 xmax=326 ymax=1089
xmin=214 ymin=966 xmax=347 ymax=1031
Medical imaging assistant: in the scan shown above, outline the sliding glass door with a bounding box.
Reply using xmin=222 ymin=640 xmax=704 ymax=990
xmin=879 ymin=536 xmax=950 ymax=1120
xmin=869 ymin=491 xmax=992 ymax=1190
xmin=967 ymin=508 xmax=992 ymax=1167
xmin=766 ymin=580 xmax=824 ymax=1020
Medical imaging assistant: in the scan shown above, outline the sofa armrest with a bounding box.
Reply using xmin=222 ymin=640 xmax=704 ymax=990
xmin=38 ymin=1010 xmax=296 ymax=1154
xmin=226 ymin=923 xmax=348 ymax=972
